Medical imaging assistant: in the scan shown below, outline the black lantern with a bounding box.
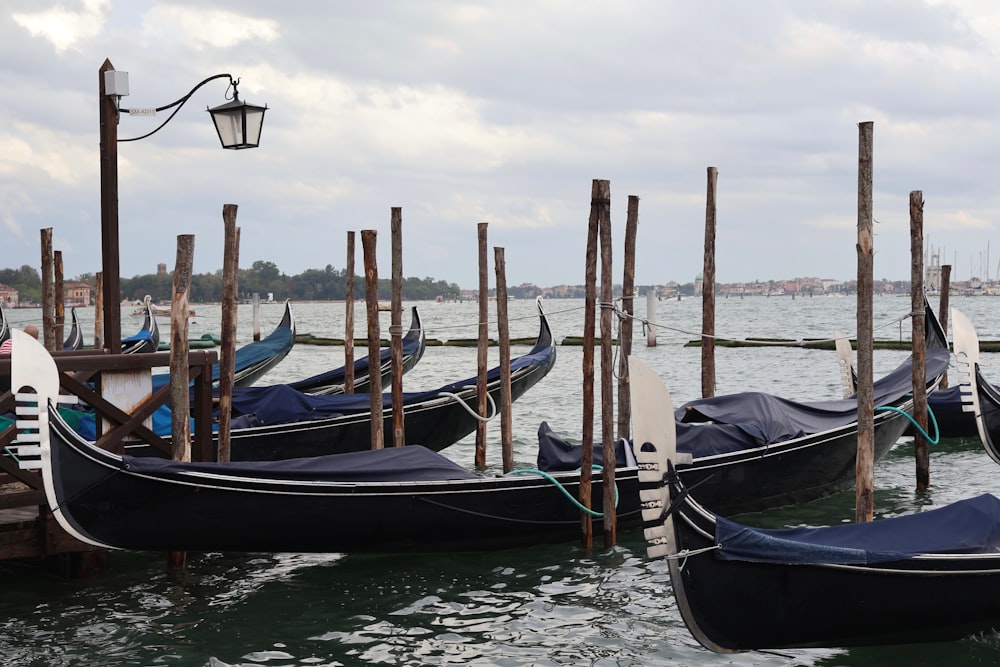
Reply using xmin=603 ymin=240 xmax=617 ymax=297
xmin=208 ymin=88 xmax=267 ymax=150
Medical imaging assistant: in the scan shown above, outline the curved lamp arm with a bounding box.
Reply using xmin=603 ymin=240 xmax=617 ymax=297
xmin=118 ymin=73 xmax=237 ymax=143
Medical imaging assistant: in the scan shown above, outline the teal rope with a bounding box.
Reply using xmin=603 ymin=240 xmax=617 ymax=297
xmin=875 ymin=402 xmax=940 ymax=445
xmin=506 ymin=465 xmax=618 ymax=518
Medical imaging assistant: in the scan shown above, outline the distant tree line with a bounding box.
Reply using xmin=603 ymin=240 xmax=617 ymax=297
xmin=0 ymin=261 xmax=461 ymax=304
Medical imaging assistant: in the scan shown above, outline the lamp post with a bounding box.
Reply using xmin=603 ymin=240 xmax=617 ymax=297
xmin=98 ymin=58 xmax=266 ymax=352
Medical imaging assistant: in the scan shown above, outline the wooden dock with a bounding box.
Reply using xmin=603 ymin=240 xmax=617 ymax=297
xmin=0 ymin=349 xmax=218 ymax=574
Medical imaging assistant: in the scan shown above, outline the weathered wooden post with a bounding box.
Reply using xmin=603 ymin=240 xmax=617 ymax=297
xmin=646 ymin=290 xmax=656 ymax=347
xmin=170 ymin=234 xmax=195 ymax=463
xmin=938 ymin=264 xmax=952 ymax=388
xmin=54 ymin=250 xmax=64 ymax=346
xmin=580 ymin=179 xmax=605 ymax=548
xmin=702 ymin=167 xmax=718 ymax=398
xmin=41 ymin=228 xmax=55 ymax=352
xmin=390 ymin=208 xmax=405 ymax=447
xmin=362 ymin=230 xmax=384 ymax=449
xmin=345 ymin=231 xmax=356 ymax=393
xmin=167 ymin=234 xmax=194 ymax=570
xmin=475 ymin=222 xmax=489 ymax=467
xmin=217 ymin=204 xmax=240 ymax=463
xmin=252 ymin=293 xmax=261 ymax=342
xmin=598 ymin=183 xmax=616 ymax=547
xmin=94 ymin=272 xmax=104 ymax=349
xmin=617 ymin=196 xmax=639 ymax=442
xmin=494 ymin=247 xmax=514 ymax=473
xmin=856 ymin=121 xmax=876 ymax=523
xmin=910 ymin=191 xmax=929 ymax=490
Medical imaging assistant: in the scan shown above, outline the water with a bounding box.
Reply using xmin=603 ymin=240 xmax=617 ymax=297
xmin=3 ymin=295 xmax=1000 ymax=665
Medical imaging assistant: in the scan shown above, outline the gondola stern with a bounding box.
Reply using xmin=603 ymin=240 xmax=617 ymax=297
xmin=10 ymin=329 xmax=112 ymax=550
xmin=952 ymin=307 xmax=1000 ymax=464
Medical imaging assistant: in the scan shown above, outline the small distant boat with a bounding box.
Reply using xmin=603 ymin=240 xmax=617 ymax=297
xmin=631 ymin=356 xmax=1000 ymax=652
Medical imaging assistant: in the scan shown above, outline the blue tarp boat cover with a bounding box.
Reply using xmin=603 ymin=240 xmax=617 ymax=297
xmin=674 ymin=347 xmax=950 ymax=457
xmin=121 ymin=444 xmax=481 ymax=482
xmin=714 ymin=493 xmax=1000 ymax=564
xmin=122 ymin=330 xmax=153 ymax=343
xmin=535 ymin=421 xmax=632 ymax=471
xmin=284 ymin=333 xmax=422 ymax=392
xmin=151 ymin=325 xmax=294 ymax=390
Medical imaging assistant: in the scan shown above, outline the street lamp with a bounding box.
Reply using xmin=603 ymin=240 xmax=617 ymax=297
xmin=98 ymin=59 xmax=266 ymax=351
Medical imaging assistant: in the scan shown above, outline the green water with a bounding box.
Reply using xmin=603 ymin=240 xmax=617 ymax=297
xmin=3 ymin=297 xmax=1000 ymax=665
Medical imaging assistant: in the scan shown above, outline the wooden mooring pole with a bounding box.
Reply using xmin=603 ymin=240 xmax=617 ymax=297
xmin=252 ymin=293 xmax=261 ymax=342
xmin=494 ymin=247 xmax=514 ymax=473
xmin=94 ymin=272 xmax=104 ymax=349
xmin=646 ymin=290 xmax=656 ymax=347
xmin=938 ymin=264 xmax=952 ymax=388
xmin=168 ymin=233 xmax=195 ymax=571
xmin=362 ymin=230 xmax=384 ymax=449
xmin=855 ymin=121 xmax=875 ymax=523
xmin=345 ymin=231 xmax=356 ymax=393
xmin=54 ymin=250 xmax=64 ymax=346
xmin=390 ymin=208 xmax=405 ymax=447
xmin=910 ymin=192 xmax=929 ymax=490
xmin=475 ymin=222 xmax=489 ymax=467
xmin=598 ymin=183 xmax=616 ymax=547
xmin=580 ymin=179 xmax=604 ymax=548
xmin=217 ymin=204 xmax=240 ymax=463
xmin=617 ymin=196 xmax=639 ymax=443
xmin=170 ymin=235 xmax=195 ymax=463
xmin=701 ymin=167 xmax=718 ymax=398
xmin=41 ymin=227 xmax=55 ymax=352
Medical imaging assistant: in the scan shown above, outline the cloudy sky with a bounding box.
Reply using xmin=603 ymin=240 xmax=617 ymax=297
xmin=2 ymin=1 xmax=1000 ymax=290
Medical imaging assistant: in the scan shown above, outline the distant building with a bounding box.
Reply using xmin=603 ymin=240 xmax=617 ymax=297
xmin=157 ymin=263 xmax=168 ymax=275
xmin=64 ymin=282 xmax=93 ymax=306
xmin=0 ymin=283 xmax=18 ymax=308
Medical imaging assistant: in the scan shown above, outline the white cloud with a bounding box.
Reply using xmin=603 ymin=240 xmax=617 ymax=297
xmin=12 ymin=0 xmax=109 ymax=52
xmin=140 ymin=5 xmax=279 ymax=50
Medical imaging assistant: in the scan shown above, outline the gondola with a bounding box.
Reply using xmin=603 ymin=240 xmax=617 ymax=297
xmin=62 ymin=307 xmax=83 ymax=351
xmin=121 ymin=296 xmax=160 ymax=354
xmin=286 ymin=307 xmax=426 ymax=395
xmin=0 ymin=302 xmax=8 ymax=345
xmin=136 ymin=301 xmax=555 ymax=460
xmin=629 ymin=356 xmax=1000 ymax=651
xmin=8 ymin=326 xmax=638 ymax=554
xmin=657 ymin=299 xmax=950 ymax=515
xmin=951 ymin=307 xmax=1000 ymax=463
xmin=151 ymin=299 xmax=295 ymax=389
xmin=836 ymin=314 xmax=980 ymax=440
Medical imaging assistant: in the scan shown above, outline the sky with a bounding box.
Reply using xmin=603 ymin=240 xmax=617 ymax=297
xmin=3 ymin=1 xmax=1000 ymax=290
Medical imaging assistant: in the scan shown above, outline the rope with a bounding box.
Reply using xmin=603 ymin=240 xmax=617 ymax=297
xmin=505 ymin=465 xmax=618 ymax=517
xmin=875 ymin=402 xmax=940 ymax=445
xmin=436 ymin=388 xmax=496 ymax=422
xmin=609 ymin=300 xmax=918 ymax=347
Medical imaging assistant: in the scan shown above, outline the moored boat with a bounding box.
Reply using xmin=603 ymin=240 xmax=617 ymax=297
xmin=630 ymin=356 xmax=1000 ymax=651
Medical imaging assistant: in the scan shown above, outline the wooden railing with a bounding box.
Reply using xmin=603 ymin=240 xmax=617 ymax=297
xmin=0 ymin=349 xmax=218 ymax=559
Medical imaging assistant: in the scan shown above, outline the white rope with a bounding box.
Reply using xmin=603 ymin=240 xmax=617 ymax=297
xmin=436 ymin=388 xmax=497 ymax=423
